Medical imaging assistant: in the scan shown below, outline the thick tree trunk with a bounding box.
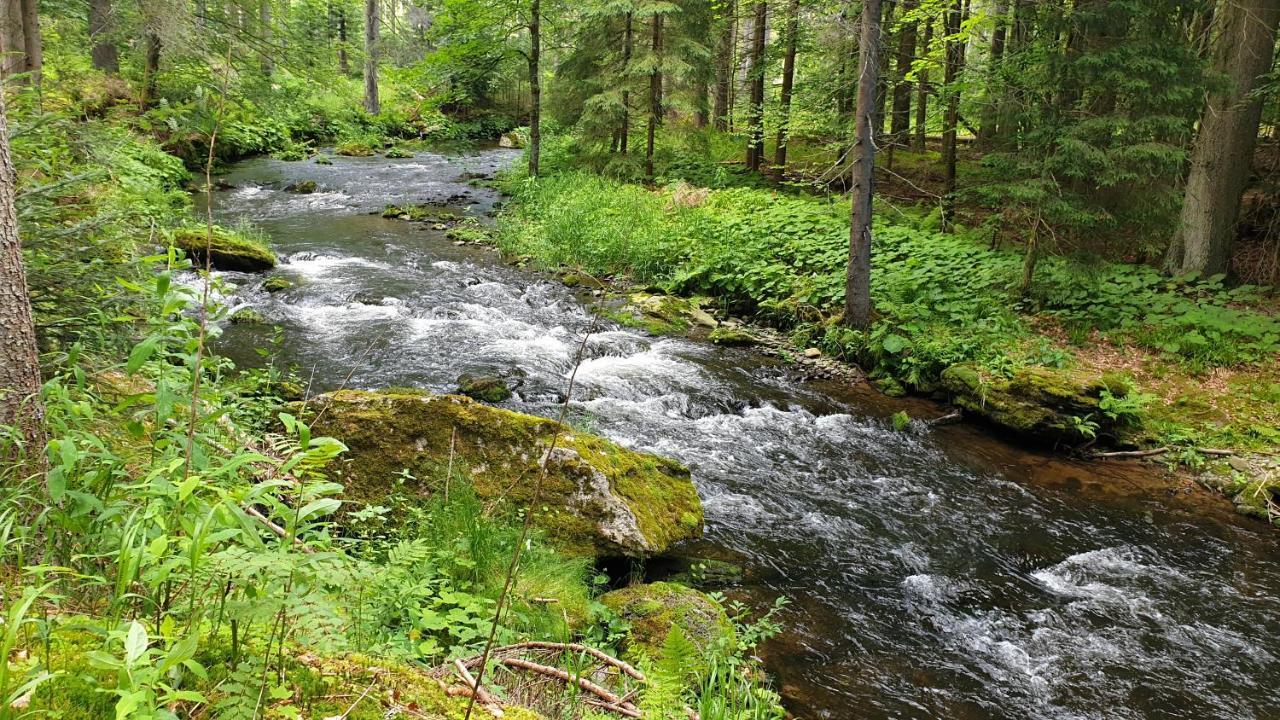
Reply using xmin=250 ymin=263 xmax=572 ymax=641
xmin=646 ymin=13 xmax=663 ymax=181
xmin=338 ymin=9 xmax=349 ymax=74
xmin=89 ymin=0 xmax=118 ymax=73
xmin=913 ymin=18 xmax=931 ymax=150
xmin=744 ymin=2 xmax=767 ymax=172
xmin=713 ymin=1 xmax=735 ymax=131
xmin=774 ymin=0 xmax=799 ymax=171
xmin=890 ymin=0 xmax=917 ymax=143
xmin=260 ymin=0 xmax=273 ymax=76
xmin=844 ymin=0 xmax=882 ymax=329
xmin=0 ymin=90 xmax=45 ymax=461
xmin=941 ymin=0 xmax=963 ymax=227
xmin=620 ymin=12 xmax=633 ymax=154
xmin=1168 ymin=0 xmax=1280 ymax=276
xmin=363 ymin=0 xmax=380 ymax=114
xmin=140 ymin=32 xmax=161 ymax=111
xmin=527 ymin=0 xmax=540 ymax=177
xmin=977 ymin=1 xmax=1006 ymax=145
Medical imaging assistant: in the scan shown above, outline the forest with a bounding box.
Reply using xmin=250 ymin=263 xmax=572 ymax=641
xmin=0 ymin=0 xmax=1279 ymax=719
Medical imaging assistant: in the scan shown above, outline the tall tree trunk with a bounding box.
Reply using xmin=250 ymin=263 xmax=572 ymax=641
xmin=89 ymin=0 xmax=118 ymax=73
xmin=363 ymin=0 xmax=380 ymax=114
xmin=0 ymin=0 xmax=24 ymax=81
xmin=646 ymin=13 xmax=663 ymax=181
xmin=18 ymin=0 xmax=37 ymax=85
xmin=874 ymin=0 xmax=895 ymax=139
xmin=913 ymin=17 xmax=931 ymax=150
xmin=0 ymin=89 xmax=45 ymax=461
xmin=260 ymin=0 xmax=273 ymax=76
xmin=773 ymin=0 xmax=799 ymax=171
xmin=941 ymin=0 xmax=963 ymax=227
xmin=140 ymin=32 xmax=161 ymax=111
xmin=527 ymin=0 xmax=540 ymax=177
xmin=890 ymin=0 xmax=917 ymax=143
xmin=1168 ymin=0 xmax=1280 ymax=276
xmin=338 ymin=8 xmax=349 ymax=75
xmin=745 ymin=2 xmax=767 ymax=172
xmin=620 ymin=12 xmax=633 ymax=154
xmin=836 ymin=1 xmax=858 ymax=173
xmin=977 ymin=1 xmax=1007 ymax=145
xmin=713 ymin=0 xmax=735 ymax=131
xmin=844 ymin=0 xmax=882 ymax=329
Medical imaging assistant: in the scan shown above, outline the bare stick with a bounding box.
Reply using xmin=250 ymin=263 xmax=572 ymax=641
xmin=453 ymin=660 xmax=504 ymax=718
xmin=1092 ymin=447 xmax=1169 ymax=459
xmin=497 ymin=658 xmax=639 ymax=717
xmin=472 ymin=642 xmax=645 ymax=681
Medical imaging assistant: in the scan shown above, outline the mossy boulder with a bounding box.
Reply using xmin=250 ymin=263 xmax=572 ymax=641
xmin=263 ymin=276 xmax=294 ymax=293
xmin=335 ymin=140 xmax=377 ymax=157
xmin=384 ymin=145 xmax=415 ymax=158
xmin=457 ymin=374 xmax=513 ymax=403
xmin=173 ymin=228 xmax=276 ymax=272
xmin=229 ymin=307 xmax=266 ymax=325
xmin=284 ymin=179 xmax=317 ymax=193
xmin=601 ymin=292 xmax=718 ymax=335
xmin=941 ymin=363 xmax=1128 ymax=443
xmin=708 ymin=326 xmax=756 ymax=346
xmin=302 ymin=390 xmax=704 ymax=557
xmin=601 ymin=582 xmax=736 ymax=667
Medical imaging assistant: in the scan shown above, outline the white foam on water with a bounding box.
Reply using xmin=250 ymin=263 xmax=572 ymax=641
xmin=283 ymin=253 xmax=390 ymax=277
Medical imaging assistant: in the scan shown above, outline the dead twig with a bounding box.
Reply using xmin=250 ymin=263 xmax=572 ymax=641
xmin=497 ymin=658 xmax=640 ymax=718
xmin=453 ymin=660 xmax=504 ymax=718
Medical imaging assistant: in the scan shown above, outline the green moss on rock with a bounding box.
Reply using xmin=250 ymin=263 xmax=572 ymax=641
xmin=173 ymin=227 xmax=277 ymax=272
xmin=263 ymin=276 xmax=294 ymax=293
xmin=229 ymin=307 xmax=266 ymax=325
xmin=457 ymin=374 xmax=512 ymax=403
xmin=600 ymin=582 xmax=736 ymax=668
xmin=941 ymin=363 xmax=1120 ymax=442
xmin=335 ymin=140 xmax=377 ymax=157
xmin=708 ymin=326 xmax=757 ymax=346
xmin=301 ymin=390 xmax=703 ymax=557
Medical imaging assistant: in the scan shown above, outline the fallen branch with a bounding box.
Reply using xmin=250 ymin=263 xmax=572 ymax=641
xmin=242 ymin=505 xmax=315 ymax=554
xmin=927 ymin=411 xmax=962 ymax=427
xmin=497 ymin=657 xmax=640 ymax=718
xmin=453 ymin=660 xmax=504 ymax=718
xmin=491 ymin=642 xmax=645 ymax=681
xmin=1092 ymin=447 xmax=1169 ymax=459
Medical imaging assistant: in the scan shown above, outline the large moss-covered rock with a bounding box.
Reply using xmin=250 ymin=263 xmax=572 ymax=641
xmin=601 ymin=582 xmax=736 ymax=666
xmin=173 ymin=228 xmax=276 ymax=272
xmin=304 ymin=390 xmax=703 ymax=557
xmin=941 ymin=363 xmax=1127 ymax=442
xmin=600 ymin=292 xmax=718 ymax=335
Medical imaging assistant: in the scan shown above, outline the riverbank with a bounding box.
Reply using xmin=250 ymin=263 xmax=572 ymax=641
xmin=486 ymin=169 xmax=1280 ymax=527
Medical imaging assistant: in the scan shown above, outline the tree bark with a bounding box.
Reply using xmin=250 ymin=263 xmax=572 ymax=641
xmin=976 ymin=1 xmax=1006 ymax=145
xmin=844 ymin=0 xmax=882 ymax=329
xmin=260 ymin=0 xmax=273 ymax=76
xmin=713 ymin=0 xmax=735 ymax=131
xmin=890 ymin=0 xmax=917 ymax=143
xmin=140 ymin=32 xmax=161 ymax=111
xmin=89 ymin=0 xmax=118 ymax=73
xmin=527 ymin=0 xmax=540 ymax=177
xmin=0 ymin=89 xmax=45 ymax=461
xmin=874 ymin=0 xmax=895 ymax=139
xmin=620 ymin=12 xmax=633 ymax=154
xmin=18 ymin=0 xmax=37 ymax=85
xmin=0 ymin=0 xmax=21 ymax=79
xmin=646 ymin=13 xmax=663 ymax=181
xmin=1168 ymin=0 xmax=1280 ymax=276
xmin=774 ymin=0 xmax=799 ymax=171
xmin=338 ymin=8 xmax=350 ymax=74
xmin=941 ymin=0 xmax=963 ymax=227
xmin=913 ymin=17 xmax=931 ymax=150
xmin=363 ymin=0 xmax=380 ymax=114
xmin=744 ymin=2 xmax=767 ymax=172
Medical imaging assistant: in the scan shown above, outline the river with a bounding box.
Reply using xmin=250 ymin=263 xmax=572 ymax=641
xmin=205 ymin=148 xmax=1280 ymax=720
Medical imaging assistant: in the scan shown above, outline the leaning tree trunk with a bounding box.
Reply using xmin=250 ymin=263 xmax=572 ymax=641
xmin=913 ymin=17 xmax=931 ymax=150
xmin=363 ymin=0 xmax=380 ymax=114
xmin=844 ymin=0 xmax=882 ymax=329
xmin=713 ymin=0 xmax=735 ymax=131
xmin=890 ymin=0 xmax=917 ymax=143
xmin=774 ymin=0 xmax=799 ymax=172
xmin=0 ymin=89 xmax=45 ymax=461
xmin=646 ymin=13 xmax=663 ymax=181
xmin=1168 ymin=0 xmax=1280 ymax=276
xmin=89 ymin=0 xmax=118 ymax=73
xmin=745 ymin=2 xmax=767 ymax=172
xmin=527 ymin=0 xmax=540 ymax=177
xmin=941 ymin=0 xmax=963 ymax=228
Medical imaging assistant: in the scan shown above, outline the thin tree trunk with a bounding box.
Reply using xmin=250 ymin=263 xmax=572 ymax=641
xmin=836 ymin=1 xmax=857 ymax=168
xmin=646 ymin=13 xmax=663 ymax=181
xmin=527 ymin=0 xmax=540 ymax=177
xmin=621 ymin=12 xmax=633 ymax=154
xmin=913 ymin=17 xmax=931 ymax=150
xmin=713 ymin=0 xmax=735 ymax=131
xmin=363 ymin=0 xmax=380 ymax=114
xmin=745 ymin=2 xmax=767 ymax=171
xmin=1168 ymin=0 xmax=1280 ymax=275
xmin=844 ymin=0 xmax=882 ymax=329
xmin=874 ymin=0 xmax=895 ymax=139
xmin=890 ymin=0 xmax=917 ymax=143
xmin=774 ymin=0 xmax=799 ymax=171
xmin=260 ymin=0 xmax=273 ymax=76
xmin=89 ymin=0 xmax=118 ymax=73
xmin=0 ymin=89 xmax=46 ymax=461
xmin=977 ymin=2 xmax=1007 ymax=145
xmin=338 ymin=8 xmax=349 ymax=74
xmin=140 ymin=32 xmax=161 ymax=111
xmin=0 ymin=0 xmax=24 ymax=81
xmin=18 ymin=0 xmax=37 ymax=86
xmin=941 ymin=0 xmax=963 ymax=227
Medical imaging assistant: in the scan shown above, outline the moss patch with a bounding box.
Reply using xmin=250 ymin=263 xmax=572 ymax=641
xmin=172 ymin=227 xmax=276 ymax=272
xmin=941 ymin=363 xmax=1123 ymax=443
xmin=457 ymin=374 xmax=512 ymax=403
xmin=301 ymin=390 xmax=703 ymax=557
xmin=600 ymin=581 xmax=735 ymax=669
xmin=708 ymin=326 xmax=756 ymax=346
xmin=335 ymin=140 xmax=377 ymax=157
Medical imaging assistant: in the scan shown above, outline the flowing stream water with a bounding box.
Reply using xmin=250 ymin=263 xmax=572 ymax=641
xmin=205 ymin=149 xmax=1280 ymax=720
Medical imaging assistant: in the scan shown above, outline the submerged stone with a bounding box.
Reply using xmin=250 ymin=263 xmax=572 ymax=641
xmin=302 ymin=390 xmax=704 ymax=557
xmin=173 ymin=228 xmax=276 ymax=272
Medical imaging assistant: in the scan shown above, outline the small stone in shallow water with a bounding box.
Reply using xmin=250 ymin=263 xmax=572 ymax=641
xmin=263 ymin=276 xmax=293 ymax=293
xmin=284 ymin=180 xmax=317 ymax=194
xmin=457 ymin=374 xmax=512 ymax=403
xmin=804 ymin=347 xmax=822 ymax=358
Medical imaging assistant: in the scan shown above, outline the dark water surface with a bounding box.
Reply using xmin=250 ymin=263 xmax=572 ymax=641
xmin=205 ymin=150 xmax=1280 ymax=720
